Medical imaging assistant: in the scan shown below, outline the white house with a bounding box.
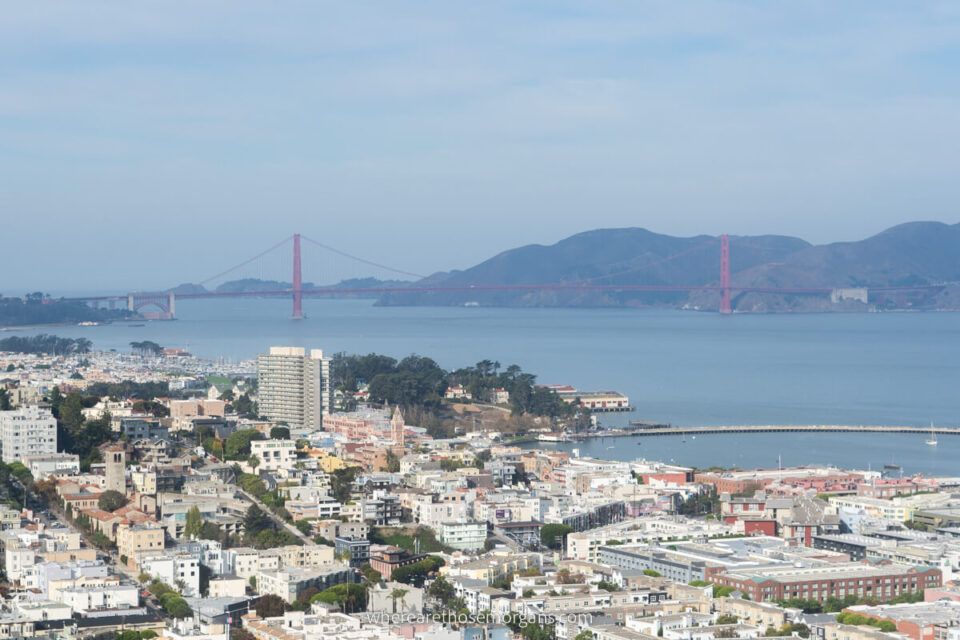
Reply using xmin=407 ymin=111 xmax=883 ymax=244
xmin=250 ymin=439 xmax=298 ymax=473
xmin=59 ymin=583 xmax=140 ymax=614
xmin=140 ymin=553 xmax=201 ymax=597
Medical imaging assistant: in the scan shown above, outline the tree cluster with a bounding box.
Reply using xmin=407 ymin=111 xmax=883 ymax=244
xmin=183 ymin=505 xmax=223 ymax=542
xmin=449 ymin=360 xmax=575 ymax=418
xmin=98 ymin=490 xmax=127 ymax=512
xmin=310 ymin=583 xmax=368 ymax=613
xmin=242 ymin=504 xmax=302 ymax=549
xmin=51 ymin=388 xmax=114 ymax=471
xmin=834 ymin=614 xmax=896 ymax=632
xmin=332 ymin=352 xmax=581 ymax=420
xmin=677 ymin=489 xmax=720 ymax=517
xmin=539 ymin=523 xmax=573 ymax=549
xmin=147 ymin=580 xmax=193 ymax=619
xmin=391 ymin=555 xmax=444 ymax=587
xmin=0 ymin=334 xmax=92 ymax=355
xmin=331 ymin=353 xmax=447 ymax=408
xmin=0 ymin=295 xmax=130 ymax=326
xmin=130 ymin=341 xmax=163 ymax=357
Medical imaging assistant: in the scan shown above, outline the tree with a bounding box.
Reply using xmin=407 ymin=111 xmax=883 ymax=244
xmin=49 ymin=385 xmax=63 ymax=417
xmin=385 ymin=449 xmax=401 ymax=473
xmin=360 ymin=563 xmax=382 ymax=584
xmin=199 ymin=522 xmax=222 ymax=542
xmin=183 ymin=506 xmax=204 ymax=539
xmin=428 ymin=576 xmax=455 ymax=606
xmin=225 ymin=429 xmax=265 ymax=460
xmin=390 ymin=587 xmax=409 ymax=614
xmin=248 ymin=455 xmax=260 ymax=470
xmin=294 ymin=519 xmax=313 ymax=536
xmin=130 ymin=341 xmax=163 ymax=357
xmin=270 ymin=426 xmax=290 ymax=440
xmin=311 ymin=583 xmax=368 ymax=613
xmin=243 ymin=505 xmax=274 ymax=537
xmin=164 ymin=595 xmax=193 ymax=619
xmin=59 ymin=392 xmax=85 ymax=432
xmin=256 ymin=594 xmax=288 ymax=618
xmin=330 ymin=467 xmax=358 ymax=503
xmin=98 ymin=490 xmax=127 ymax=512
xmin=540 ymin=523 xmax=573 ymax=550
xmin=234 ymin=393 xmax=257 ymax=419
xmin=391 ymin=556 xmax=444 ymax=587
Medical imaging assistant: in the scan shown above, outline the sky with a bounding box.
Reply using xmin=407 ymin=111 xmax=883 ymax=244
xmin=2 ymin=1 xmax=960 ymax=292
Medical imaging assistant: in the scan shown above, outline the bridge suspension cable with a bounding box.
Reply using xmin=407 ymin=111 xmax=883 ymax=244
xmin=197 ymin=235 xmax=293 ymax=287
xmin=301 ymin=234 xmax=426 ymax=280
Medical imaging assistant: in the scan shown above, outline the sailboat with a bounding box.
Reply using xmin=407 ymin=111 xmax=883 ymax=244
xmin=926 ymin=422 xmax=938 ymax=447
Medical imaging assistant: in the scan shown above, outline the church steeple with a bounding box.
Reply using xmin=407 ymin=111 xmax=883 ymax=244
xmin=391 ymin=407 xmax=405 ymax=448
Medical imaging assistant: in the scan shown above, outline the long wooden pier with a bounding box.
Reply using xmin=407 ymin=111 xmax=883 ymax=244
xmin=631 ymin=424 xmax=959 ymax=437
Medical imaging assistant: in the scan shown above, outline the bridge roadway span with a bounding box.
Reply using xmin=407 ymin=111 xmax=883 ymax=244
xmin=633 ymin=424 xmax=959 ymax=436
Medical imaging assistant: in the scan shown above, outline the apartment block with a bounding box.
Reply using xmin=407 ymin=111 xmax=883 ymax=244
xmin=256 ymin=346 xmax=331 ymax=429
xmin=0 ymin=406 xmax=57 ymax=463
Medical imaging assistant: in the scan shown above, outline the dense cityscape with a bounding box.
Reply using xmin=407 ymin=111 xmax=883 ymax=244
xmin=7 ymin=2 xmax=960 ymax=640
xmin=0 ymin=340 xmax=957 ymax=640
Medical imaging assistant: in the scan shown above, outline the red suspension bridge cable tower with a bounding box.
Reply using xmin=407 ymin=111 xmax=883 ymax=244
xmin=719 ymin=233 xmax=732 ymax=314
xmin=292 ymin=233 xmax=303 ymax=320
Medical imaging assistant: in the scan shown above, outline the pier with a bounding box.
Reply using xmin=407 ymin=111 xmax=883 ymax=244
xmin=629 ymin=424 xmax=960 ymax=437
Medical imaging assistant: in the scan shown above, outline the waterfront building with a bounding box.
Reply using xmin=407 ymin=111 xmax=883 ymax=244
xmin=256 ymin=346 xmax=331 ymax=429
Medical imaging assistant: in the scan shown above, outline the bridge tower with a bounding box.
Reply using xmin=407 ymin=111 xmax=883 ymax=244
xmin=292 ymin=233 xmax=303 ymax=320
xmin=719 ymin=234 xmax=732 ymax=314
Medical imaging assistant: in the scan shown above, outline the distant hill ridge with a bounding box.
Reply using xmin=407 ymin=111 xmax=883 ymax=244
xmin=381 ymin=221 xmax=960 ymax=312
xmin=168 ymin=277 xmax=411 ymax=297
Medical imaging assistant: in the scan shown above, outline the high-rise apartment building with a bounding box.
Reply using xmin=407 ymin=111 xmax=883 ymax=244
xmin=256 ymin=346 xmax=331 ymax=429
xmin=0 ymin=406 xmax=57 ymax=464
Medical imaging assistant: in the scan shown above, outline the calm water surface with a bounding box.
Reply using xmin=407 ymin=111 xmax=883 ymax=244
xmin=10 ymin=298 xmax=960 ymax=474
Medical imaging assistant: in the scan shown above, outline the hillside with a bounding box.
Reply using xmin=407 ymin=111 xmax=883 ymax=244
xmin=380 ymin=222 xmax=960 ymax=312
xmin=168 ymin=277 xmax=412 ymax=299
xmin=380 ymin=228 xmax=810 ymax=308
xmin=715 ymin=221 xmax=960 ymax=312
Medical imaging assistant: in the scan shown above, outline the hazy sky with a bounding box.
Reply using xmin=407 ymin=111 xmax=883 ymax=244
xmin=3 ymin=2 xmax=960 ymax=292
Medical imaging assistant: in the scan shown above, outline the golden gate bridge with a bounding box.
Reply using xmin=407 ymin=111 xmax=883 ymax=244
xmin=63 ymin=233 xmax=950 ymax=320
